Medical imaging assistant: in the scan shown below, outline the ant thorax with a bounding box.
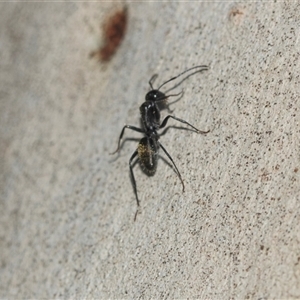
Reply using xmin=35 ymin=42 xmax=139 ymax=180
xmin=139 ymin=101 xmax=161 ymax=131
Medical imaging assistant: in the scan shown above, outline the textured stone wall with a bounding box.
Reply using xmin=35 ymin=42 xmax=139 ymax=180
xmin=0 ymin=2 xmax=299 ymax=298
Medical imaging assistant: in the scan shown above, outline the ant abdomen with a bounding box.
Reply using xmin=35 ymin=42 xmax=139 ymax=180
xmin=138 ymin=137 xmax=158 ymax=175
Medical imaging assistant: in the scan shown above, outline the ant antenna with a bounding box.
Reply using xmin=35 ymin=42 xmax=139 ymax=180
xmin=149 ymin=74 xmax=158 ymax=90
xmin=157 ymin=65 xmax=209 ymax=91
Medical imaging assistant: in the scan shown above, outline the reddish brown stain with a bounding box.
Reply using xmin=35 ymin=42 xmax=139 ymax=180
xmin=90 ymin=7 xmax=128 ymax=62
xmin=228 ymin=6 xmax=244 ymax=25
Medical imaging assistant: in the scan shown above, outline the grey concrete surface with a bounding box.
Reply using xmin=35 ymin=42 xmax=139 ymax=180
xmin=0 ymin=2 xmax=299 ymax=299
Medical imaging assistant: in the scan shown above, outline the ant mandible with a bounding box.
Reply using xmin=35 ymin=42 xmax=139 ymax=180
xmin=111 ymin=65 xmax=209 ymax=215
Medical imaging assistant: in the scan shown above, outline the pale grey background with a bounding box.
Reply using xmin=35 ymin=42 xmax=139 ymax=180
xmin=0 ymin=2 xmax=299 ymax=299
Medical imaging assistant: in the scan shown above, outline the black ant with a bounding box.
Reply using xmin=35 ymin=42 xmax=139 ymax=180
xmin=111 ymin=65 xmax=209 ymax=218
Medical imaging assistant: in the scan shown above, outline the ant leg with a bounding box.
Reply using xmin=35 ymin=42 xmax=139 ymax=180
xmin=159 ymin=115 xmax=209 ymax=134
xmin=110 ymin=125 xmax=144 ymax=154
xmin=129 ymin=150 xmax=140 ymax=207
xmin=158 ymin=142 xmax=185 ymax=193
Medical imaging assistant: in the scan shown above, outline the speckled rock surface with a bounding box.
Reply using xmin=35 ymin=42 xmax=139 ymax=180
xmin=0 ymin=2 xmax=299 ymax=299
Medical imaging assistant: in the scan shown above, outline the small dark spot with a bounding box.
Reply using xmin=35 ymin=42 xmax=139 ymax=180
xmin=90 ymin=7 xmax=128 ymax=62
xmin=260 ymin=245 xmax=264 ymax=250
xmin=229 ymin=9 xmax=243 ymax=17
xmin=294 ymin=167 xmax=298 ymax=173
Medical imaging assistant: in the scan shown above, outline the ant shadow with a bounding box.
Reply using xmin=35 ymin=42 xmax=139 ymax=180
xmin=156 ymin=91 xmax=184 ymax=113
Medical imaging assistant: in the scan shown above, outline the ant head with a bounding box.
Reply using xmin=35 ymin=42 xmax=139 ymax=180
xmin=145 ymin=90 xmax=166 ymax=102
